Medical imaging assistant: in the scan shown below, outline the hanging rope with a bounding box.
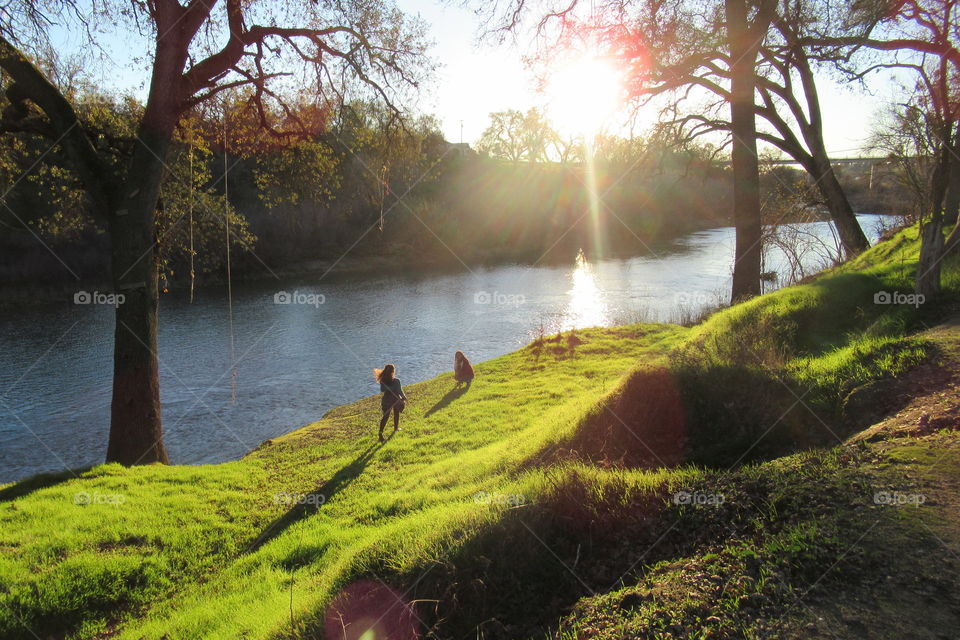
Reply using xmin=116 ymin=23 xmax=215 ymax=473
xmin=378 ymin=164 xmax=389 ymax=232
xmin=188 ymin=136 xmax=196 ymax=304
xmin=223 ymin=111 xmax=238 ymax=404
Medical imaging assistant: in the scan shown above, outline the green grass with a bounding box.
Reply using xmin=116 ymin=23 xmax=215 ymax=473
xmin=662 ymin=225 xmax=955 ymax=465
xmin=2 ymin=222 xmax=959 ymax=639
xmin=0 ymin=325 xmax=686 ymax=639
xmin=541 ymin=437 xmax=960 ymax=640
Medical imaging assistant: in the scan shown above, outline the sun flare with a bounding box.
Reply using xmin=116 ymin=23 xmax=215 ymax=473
xmin=545 ymin=55 xmax=623 ymax=137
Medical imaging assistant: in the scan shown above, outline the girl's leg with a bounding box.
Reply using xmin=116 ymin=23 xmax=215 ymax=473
xmin=379 ymin=410 xmax=390 ymax=439
xmin=393 ymin=405 xmax=401 ymax=429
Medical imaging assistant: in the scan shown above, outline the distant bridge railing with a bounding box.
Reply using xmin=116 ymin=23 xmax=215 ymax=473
xmin=715 ymin=156 xmax=899 ymax=167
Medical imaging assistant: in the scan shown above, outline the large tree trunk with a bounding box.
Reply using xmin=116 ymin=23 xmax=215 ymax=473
xmin=789 ymin=47 xmax=870 ymax=257
xmin=943 ymin=128 xmax=960 ymax=226
xmin=106 ymin=121 xmax=173 ymax=465
xmin=810 ymin=154 xmax=870 ymax=257
xmin=915 ymin=131 xmax=951 ymax=298
xmin=916 ymin=218 xmax=944 ymax=298
xmin=726 ymin=0 xmax=765 ymax=302
xmin=0 ymin=32 xmax=173 ymax=465
xmin=105 ymin=26 xmax=188 ymax=464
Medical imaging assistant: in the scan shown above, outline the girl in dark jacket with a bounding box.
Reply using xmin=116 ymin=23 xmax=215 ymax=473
xmin=454 ymin=350 xmax=475 ymax=388
xmin=374 ymin=364 xmax=408 ymax=442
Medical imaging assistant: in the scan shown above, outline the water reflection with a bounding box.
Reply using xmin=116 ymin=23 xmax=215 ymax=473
xmin=564 ymin=250 xmax=609 ymax=330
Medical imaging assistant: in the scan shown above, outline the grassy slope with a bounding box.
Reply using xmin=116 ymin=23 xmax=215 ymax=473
xmin=541 ymin=342 xmax=960 ymax=639
xmin=0 ymin=325 xmax=685 ymax=639
xmin=2 ymin=224 xmax=958 ymax=639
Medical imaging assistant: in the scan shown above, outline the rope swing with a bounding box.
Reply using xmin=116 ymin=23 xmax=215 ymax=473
xmin=378 ymin=164 xmax=389 ymax=232
xmin=188 ymin=136 xmax=196 ymax=304
xmin=223 ymin=110 xmax=238 ymax=404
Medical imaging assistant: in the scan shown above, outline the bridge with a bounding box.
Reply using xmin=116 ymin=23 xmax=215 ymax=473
xmin=757 ymin=156 xmax=894 ymax=167
xmin=714 ymin=156 xmax=896 ymax=167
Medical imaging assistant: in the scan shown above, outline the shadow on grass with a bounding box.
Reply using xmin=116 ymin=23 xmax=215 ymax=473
xmin=406 ymin=445 xmax=957 ymax=639
xmin=0 ymin=466 xmax=94 ymax=502
xmin=424 ymin=384 xmax=469 ymax=418
xmin=247 ymin=441 xmax=383 ymax=552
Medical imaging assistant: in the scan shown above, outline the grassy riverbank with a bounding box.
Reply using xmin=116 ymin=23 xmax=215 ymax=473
xmin=1 ymin=225 xmax=958 ymax=639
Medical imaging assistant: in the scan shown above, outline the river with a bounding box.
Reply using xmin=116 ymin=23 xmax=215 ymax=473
xmin=0 ymin=214 xmax=895 ymax=483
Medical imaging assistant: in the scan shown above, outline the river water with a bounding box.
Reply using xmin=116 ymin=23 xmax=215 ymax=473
xmin=0 ymin=214 xmax=894 ymax=483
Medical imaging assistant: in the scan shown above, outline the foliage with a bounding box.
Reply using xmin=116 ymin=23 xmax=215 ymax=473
xmin=156 ymin=140 xmax=256 ymax=282
xmin=477 ymin=108 xmax=557 ymax=162
xmin=254 ymin=140 xmax=341 ymax=209
xmin=0 ymin=88 xmax=256 ymax=283
xmin=870 ymin=95 xmax=944 ymax=220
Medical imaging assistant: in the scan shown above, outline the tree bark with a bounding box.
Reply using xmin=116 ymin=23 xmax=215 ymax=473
xmin=788 ymin=44 xmax=871 ymax=257
xmin=810 ymin=154 xmax=870 ymax=257
xmin=105 ymin=23 xmax=190 ymax=465
xmin=916 ymin=219 xmax=944 ymax=298
xmin=105 ymin=123 xmax=172 ymax=465
xmin=726 ymin=0 xmax=766 ymax=302
xmin=943 ymin=128 xmax=960 ymax=226
xmin=915 ymin=130 xmax=951 ymax=298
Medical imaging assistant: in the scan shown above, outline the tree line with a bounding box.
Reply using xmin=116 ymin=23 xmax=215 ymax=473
xmin=2 ymin=92 xmax=743 ymax=288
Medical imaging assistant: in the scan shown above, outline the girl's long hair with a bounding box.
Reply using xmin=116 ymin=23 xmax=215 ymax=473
xmin=455 ymin=351 xmax=470 ymax=366
xmin=374 ymin=364 xmax=395 ymax=383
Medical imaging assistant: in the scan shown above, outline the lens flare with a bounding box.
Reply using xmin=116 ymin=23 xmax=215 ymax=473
xmin=324 ymin=580 xmax=418 ymax=640
xmin=545 ymin=56 xmax=623 ymax=137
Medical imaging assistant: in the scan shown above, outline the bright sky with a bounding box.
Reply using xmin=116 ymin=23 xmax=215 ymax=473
xmin=50 ymin=0 xmax=892 ymax=156
xmin=398 ymin=1 xmax=541 ymax=144
xmin=401 ymin=0 xmax=888 ymax=155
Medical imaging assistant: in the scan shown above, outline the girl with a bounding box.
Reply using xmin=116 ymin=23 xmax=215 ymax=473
xmin=454 ymin=350 xmax=475 ymax=387
xmin=374 ymin=364 xmax=407 ymax=442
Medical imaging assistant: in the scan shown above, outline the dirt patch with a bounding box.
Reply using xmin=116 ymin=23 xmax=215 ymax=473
xmin=852 ymin=322 xmax=960 ymax=444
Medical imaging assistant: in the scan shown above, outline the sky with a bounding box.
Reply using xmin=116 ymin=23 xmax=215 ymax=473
xmin=49 ymin=0 xmax=896 ymax=156
xmin=399 ymin=1 xmax=545 ymax=144
xmin=400 ymin=0 xmax=893 ymax=155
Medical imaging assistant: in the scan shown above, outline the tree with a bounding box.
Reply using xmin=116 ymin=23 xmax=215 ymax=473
xmin=477 ymin=108 xmax=555 ymax=162
xmin=643 ymin=0 xmax=870 ymax=258
xmin=725 ymin=0 xmax=776 ymax=300
xmin=549 ymin=129 xmax=584 ymax=163
xmin=0 ymin=0 xmax=428 ymax=465
xmin=325 ymin=101 xmax=445 ymax=236
xmin=808 ymin=0 xmax=960 ymax=296
xmin=0 ymin=78 xmax=254 ymax=290
xmin=757 ymin=13 xmax=871 ymax=257
xmin=871 ymin=95 xmax=947 ymax=221
xmin=613 ymin=0 xmax=776 ymax=299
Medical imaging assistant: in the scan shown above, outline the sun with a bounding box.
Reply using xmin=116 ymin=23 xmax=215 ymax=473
xmin=544 ymin=55 xmax=624 ymax=137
